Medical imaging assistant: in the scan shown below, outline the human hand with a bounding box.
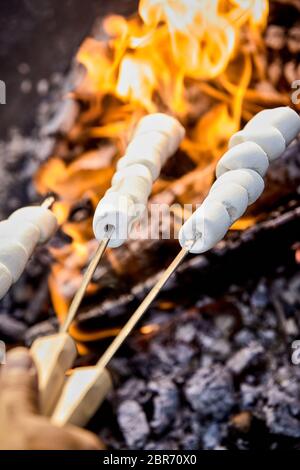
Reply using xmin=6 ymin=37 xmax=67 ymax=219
xmin=0 ymin=347 xmax=104 ymax=450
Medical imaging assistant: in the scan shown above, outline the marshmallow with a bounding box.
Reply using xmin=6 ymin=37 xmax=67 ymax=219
xmin=245 ymin=107 xmax=300 ymax=146
xmin=216 ymin=142 xmax=269 ymax=178
xmin=117 ymin=151 xmax=162 ymax=180
xmin=229 ymin=126 xmax=286 ymax=161
xmin=134 ymin=113 xmax=185 ymax=155
xmin=111 ymin=163 xmax=153 ymax=193
xmin=210 ymin=169 xmax=264 ymax=205
xmin=9 ymin=206 xmax=58 ymax=243
xmin=127 ymin=133 xmax=172 ymax=166
xmin=109 ymin=176 xmax=151 ymax=206
xmin=207 ymin=183 xmax=249 ymax=224
xmin=93 ymin=192 xmax=138 ymax=248
xmin=179 ymin=199 xmax=231 ymax=254
xmin=0 ymin=240 xmax=28 ymax=282
xmin=0 ymin=219 xmax=40 ymax=257
xmin=0 ymin=262 xmax=12 ymax=299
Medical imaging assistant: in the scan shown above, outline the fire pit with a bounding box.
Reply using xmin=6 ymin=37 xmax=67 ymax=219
xmin=0 ymin=0 xmax=299 ymax=450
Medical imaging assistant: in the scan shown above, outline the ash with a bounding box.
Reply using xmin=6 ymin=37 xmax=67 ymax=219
xmin=93 ymin=269 xmax=300 ymax=450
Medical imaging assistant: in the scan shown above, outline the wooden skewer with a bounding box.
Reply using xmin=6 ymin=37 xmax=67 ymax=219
xmin=52 ymin=246 xmax=190 ymax=427
xmin=31 ymin=223 xmax=114 ymax=416
xmin=60 ymin=228 xmax=113 ymax=334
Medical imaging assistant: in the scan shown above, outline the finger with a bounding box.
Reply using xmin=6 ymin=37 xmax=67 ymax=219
xmin=20 ymin=416 xmax=104 ymax=450
xmin=63 ymin=424 xmax=105 ymax=450
xmin=0 ymin=347 xmax=39 ymax=416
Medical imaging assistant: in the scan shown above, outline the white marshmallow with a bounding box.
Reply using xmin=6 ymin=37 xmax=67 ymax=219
xmin=93 ymin=192 xmax=138 ymax=248
xmin=211 ymin=169 xmax=264 ymax=205
xmin=216 ymin=142 xmax=269 ymax=178
xmin=117 ymin=151 xmax=162 ymax=180
xmin=127 ymin=133 xmax=169 ymax=166
xmin=179 ymin=199 xmax=231 ymax=254
xmin=0 ymin=262 xmax=12 ymax=299
xmin=229 ymin=126 xmax=286 ymax=161
xmin=109 ymin=176 xmax=151 ymax=206
xmin=0 ymin=240 xmax=28 ymax=282
xmin=111 ymin=163 xmax=153 ymax=193
xmin=0 ymin=220 xmax=40 ymax=256
xmin=134 ymin=113 xmax=185 ymax=154
xmin=133 ymin=131 xmax=180 ymax=164
xmin=207 ymin=183 xmax=249 ymax=224
xmin=245 ymin=107 xmax=300 ymax=146
xmin=9 ymin=206 xmax=57 ymax=243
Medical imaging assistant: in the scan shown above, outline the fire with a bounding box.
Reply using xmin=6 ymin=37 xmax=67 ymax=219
xmin=35 ymin=0 xmax=272 ymax=334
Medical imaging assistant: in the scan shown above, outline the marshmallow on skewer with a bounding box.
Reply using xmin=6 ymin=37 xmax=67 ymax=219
xmin=112 ymin=163 xmax=153 ymax=194
xmin=0 ymin=219 xmax=40 ymax=256
xmin=108 ymin=176 xmax=151 ymax=206
xmin=94 ymin=113 xmax=185 ymax=248
xmin=216 ymin=142 xmax=269 ymax=178
xmin=0 ymin=263 xmax=12 ymax=299
xmin=179 ymin=199 xmax=231 ymax=254
xmin=229 ymin=126 xmax=286 ymax=161
xmin=93 ymin=192 xmax=138 ymax=248
xmin=117 ymin=147 xmax=162 ymax=180
xmin=134 ymin=113 xmax=185 ymax=156
xmin=9 ymin=206 xmax=57 ymax=243
xmin=180 ymin=107 xmax=300 ymax=255
xmin=244 ymin=106 xmax=300 ymax=146
xmin=0 ymin=241 xmax=28 ymax=282
xmin=207 ymin=183 xmax=249 ymax=224
xmin=210 ymin=169 xmax=264 ymax=205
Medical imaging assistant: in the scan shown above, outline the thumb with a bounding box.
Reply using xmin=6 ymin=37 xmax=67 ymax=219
xmin=0 ymin=347 xmax=39 ymax=416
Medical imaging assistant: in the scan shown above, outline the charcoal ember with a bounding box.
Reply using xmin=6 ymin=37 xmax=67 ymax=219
xmin=140 ymin=341 xmax=196 ymax=379
xmin=241 ymin=383 xmax=265 ymax=409
xmin=198 ymin=333 xmax=231 ymax=360
xmin=234 ymin=329 xmax=256 ymax=347
xmin=184 ymin=365 xmax=235 ymax=419
xmin=230 ymin=411 xmax=253 ymax=433
xmin=117 ymin=400 xmax=150 ymax=449
xmin=145 ymin=440 xmax=179 ymax=450
xmin=202 ymin=423 xmax=223 ymax=450
xmin=149 ymin=377 xmax=179 ymax=433
xmin=117 ymin=378 xmax=149 ymax=404
xmin=226 ymin=342 xmax=265 ymax=375
xmin=215 ymin=313 xmax=237 ymax=337
xmin=250 ymin=281 xmax=269 ymax=309
xmin=0 ymin=313 xmax=26 ymax=341
xmin=180 ymin=434 xmax=200 ymax=450
xmin=238 ymin=303 xmax=257 ymax=328
xmin=258 ymin=328 xmax=277 ymax=348
xmin=264 ymin=386 xmax=300 ymax=438
xmin=174 ymin=323 xmax=197 ymax=343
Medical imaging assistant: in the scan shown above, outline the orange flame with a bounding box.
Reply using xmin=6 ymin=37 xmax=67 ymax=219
xmin=36 ymin=0 xmax=270 ymax=328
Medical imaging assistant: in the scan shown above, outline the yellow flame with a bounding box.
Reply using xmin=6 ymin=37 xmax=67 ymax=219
xmin=36 ymin=0 xmax=269 ymax=324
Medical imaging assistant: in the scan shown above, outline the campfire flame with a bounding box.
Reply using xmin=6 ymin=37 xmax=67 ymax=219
xmin=35 ymin=0 xmax=271 ymax=332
